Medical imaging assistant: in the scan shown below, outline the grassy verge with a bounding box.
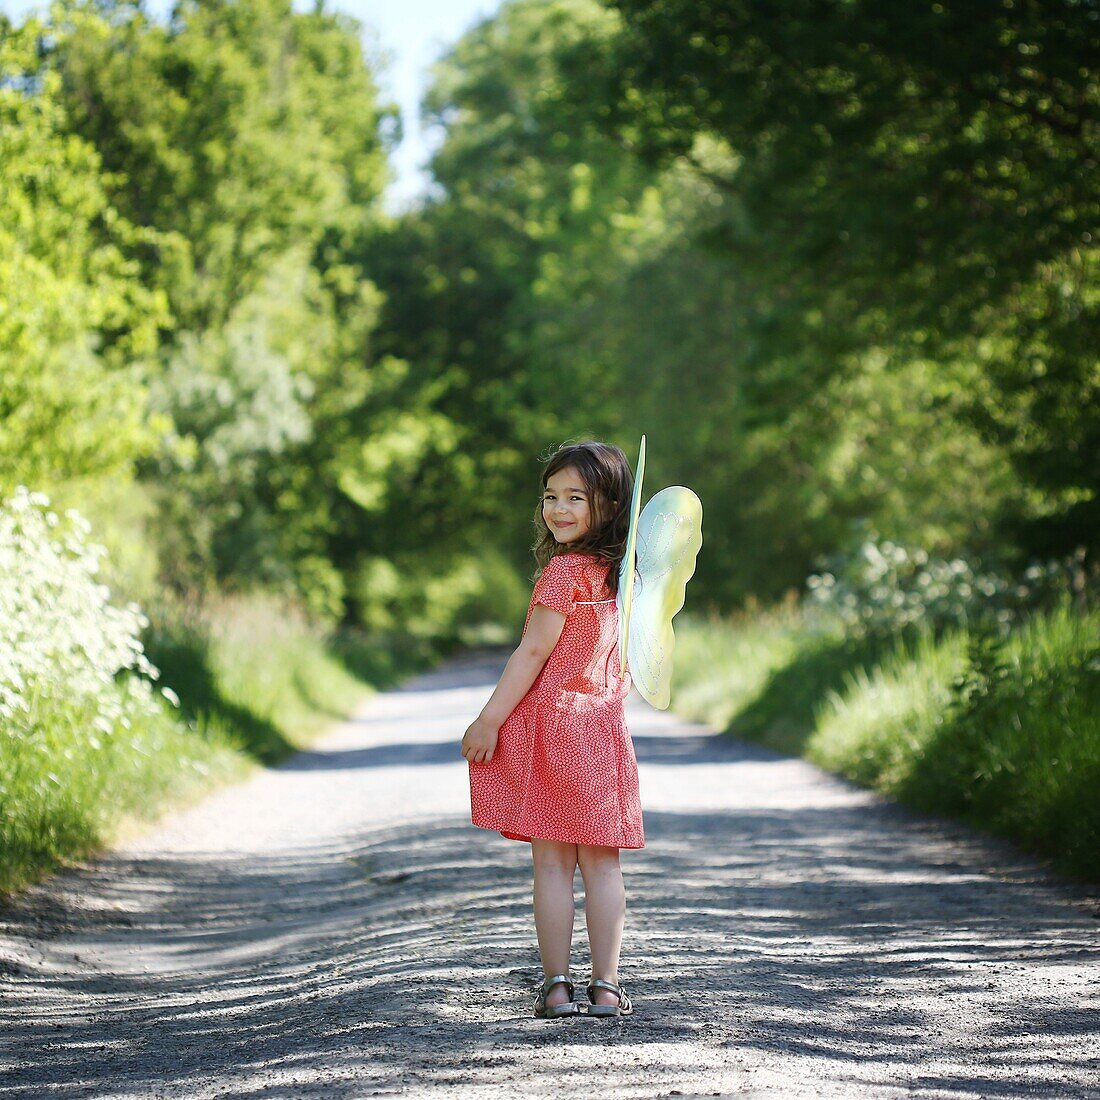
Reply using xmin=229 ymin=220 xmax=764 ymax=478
xmin=0 ymin=589 xmax=447 ymax=899
xmin=671 ymin=596 xmax=1100 ymax=882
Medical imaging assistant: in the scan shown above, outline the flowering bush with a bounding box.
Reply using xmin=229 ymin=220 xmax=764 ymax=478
xmin=0 ymin=486 xmax=177 ymax=741
xmin=805 ymin=533 xmax=1073 ymax=637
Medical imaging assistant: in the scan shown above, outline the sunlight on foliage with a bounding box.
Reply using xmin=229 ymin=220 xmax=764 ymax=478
xmin=0 ymin=486 xmax=172 ymax=738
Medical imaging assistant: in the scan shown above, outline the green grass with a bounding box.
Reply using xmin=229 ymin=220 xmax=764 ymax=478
xmin=0 ymin=588 xmax=446 ymax=899
xmin=672 ymin=596 xmax=1100 ymax=882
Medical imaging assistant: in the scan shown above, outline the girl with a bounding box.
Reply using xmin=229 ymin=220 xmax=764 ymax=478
xmin=460 ymin=439 xmax=642 ymax=1020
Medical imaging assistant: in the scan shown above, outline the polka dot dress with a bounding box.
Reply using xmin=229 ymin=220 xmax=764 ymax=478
xmin=468 ymin=551 xmax=645 ymax=849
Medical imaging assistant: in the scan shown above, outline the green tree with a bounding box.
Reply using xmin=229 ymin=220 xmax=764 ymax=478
xmin=360 ymin=0 xmax=659 ymax=562
xmin=49 ymin=0 xmax=391 ymax=331
xmin=0 ymin=13 xmax=171 ymax=491
xmin=596 ymin=0 xmax=1098 ymax=561
xmin=34 ymin=0 xmax=409 ymax=619
xmin=367 ymin=0 xmax=1027 ymax=607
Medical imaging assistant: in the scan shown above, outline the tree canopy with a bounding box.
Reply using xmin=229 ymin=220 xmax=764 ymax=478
xmin=1 ymin=0 xmax=1094 ymax=628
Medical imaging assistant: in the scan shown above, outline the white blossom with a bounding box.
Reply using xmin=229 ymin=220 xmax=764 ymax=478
xmin=0 ymin=486 xmax=167 ymax=744
xmin=803 ymin=530 xmax=1068 ymax=637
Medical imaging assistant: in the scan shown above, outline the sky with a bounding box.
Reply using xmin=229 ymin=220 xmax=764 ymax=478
xmin=0 ymin=0 xmax=504 ymax=211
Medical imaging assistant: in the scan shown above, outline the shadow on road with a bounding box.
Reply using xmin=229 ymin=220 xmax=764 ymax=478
xmin=274 ymin=726 xmax=775 ymax=773
xmin=2 ymin=796 xmax=1098 ymax=1097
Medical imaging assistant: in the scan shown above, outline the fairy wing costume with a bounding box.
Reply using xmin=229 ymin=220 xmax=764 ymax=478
xmin=617 ymin=434 xmax=703 ymax=710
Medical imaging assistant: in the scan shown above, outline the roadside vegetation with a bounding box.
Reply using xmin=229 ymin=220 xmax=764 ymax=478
xmin=1 ymin=0 xmax=1094 ymax=892
xmin=673 ymin=539 xmax=1098 ymax=881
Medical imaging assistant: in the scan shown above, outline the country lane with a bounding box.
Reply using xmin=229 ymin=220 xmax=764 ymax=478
xmin=1 ymin=646 xmax=1098 ymax=1099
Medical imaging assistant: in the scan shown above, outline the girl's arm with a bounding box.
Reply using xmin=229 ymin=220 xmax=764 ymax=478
xmin=460 ymin=605 xmax=567 ymax=763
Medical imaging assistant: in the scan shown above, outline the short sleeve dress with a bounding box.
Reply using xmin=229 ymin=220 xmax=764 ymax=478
xmin=468 ymin=551 xmax=645 ymax=849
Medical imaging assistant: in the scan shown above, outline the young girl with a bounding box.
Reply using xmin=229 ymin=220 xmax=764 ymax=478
xmin=460 ymin=439 xmax=642 ymax=1020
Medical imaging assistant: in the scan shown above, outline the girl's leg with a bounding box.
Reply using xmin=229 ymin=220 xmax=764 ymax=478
xmin=577 ymin=844 xmax=626 ymax=1006
xmin=531 ymin=838 xmax=579 ymax=1006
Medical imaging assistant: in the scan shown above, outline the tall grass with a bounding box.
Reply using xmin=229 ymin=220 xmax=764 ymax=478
xmin=1 ymin=586 xmax=444 ymax=898
xmin=672 ymin=596 xmax=1100 ymax=881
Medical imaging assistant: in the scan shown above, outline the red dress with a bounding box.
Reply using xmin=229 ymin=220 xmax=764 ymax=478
xmin=468 ymin=551 xmax=645 ymax=849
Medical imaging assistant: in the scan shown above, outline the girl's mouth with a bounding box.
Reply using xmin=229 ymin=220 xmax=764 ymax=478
xmin=554 ymin=521 xmax=574 ymax=529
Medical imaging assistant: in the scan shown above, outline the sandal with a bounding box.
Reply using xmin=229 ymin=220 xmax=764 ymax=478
xmin=585 ymin=977 xmax=634 ymax=1017
xmin=534 ymin=973 xmax=580 ymax=1019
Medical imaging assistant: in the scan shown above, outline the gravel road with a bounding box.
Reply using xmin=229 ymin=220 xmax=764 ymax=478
xmin=1 ymin=645 xmax=1098 ymax=1099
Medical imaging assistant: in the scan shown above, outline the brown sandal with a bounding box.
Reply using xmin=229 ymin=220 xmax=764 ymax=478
xmin=586 ymin=977 xmax=634 ymax=1017
xmin=534 ymin=973 xmax=580 ymax=1019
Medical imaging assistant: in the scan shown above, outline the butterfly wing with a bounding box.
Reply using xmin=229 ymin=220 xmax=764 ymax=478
xmin=624 ymin=486 xmax=703 ymax=709
xmin=618 ymin=434 xmax=646 ymax=678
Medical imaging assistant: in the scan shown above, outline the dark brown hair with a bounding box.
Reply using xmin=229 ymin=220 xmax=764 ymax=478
xmin=531 ymin=439 xmax=633 ymax=597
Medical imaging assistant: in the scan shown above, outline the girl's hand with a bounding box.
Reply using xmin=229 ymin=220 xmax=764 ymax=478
xmin=461 ymin=717 xmax=499 ymax=764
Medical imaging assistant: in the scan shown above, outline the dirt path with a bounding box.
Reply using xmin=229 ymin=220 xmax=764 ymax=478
xmin=1 ymin=646 xmax=1098 ymax=1099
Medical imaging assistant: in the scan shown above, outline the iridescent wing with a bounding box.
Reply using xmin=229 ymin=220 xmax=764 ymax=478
xmin=622 ymin=485 xmax=703 ymax=710
xmin=618 ymin=434 xmax=646 ymax=677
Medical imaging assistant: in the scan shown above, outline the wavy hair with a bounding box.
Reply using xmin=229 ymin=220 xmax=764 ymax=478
xmin=531 ymin=438 xmax=633 ymax=597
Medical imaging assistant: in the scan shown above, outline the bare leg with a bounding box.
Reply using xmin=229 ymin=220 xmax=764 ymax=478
xmin=531 ymin=838 xmax=579 ymax=1007
xmin=578 ymin=844 xmax=626 ymax=1006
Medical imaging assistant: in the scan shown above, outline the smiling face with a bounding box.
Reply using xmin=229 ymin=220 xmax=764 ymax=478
xmin=542 ymin=466 xmax=592 ymax=545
